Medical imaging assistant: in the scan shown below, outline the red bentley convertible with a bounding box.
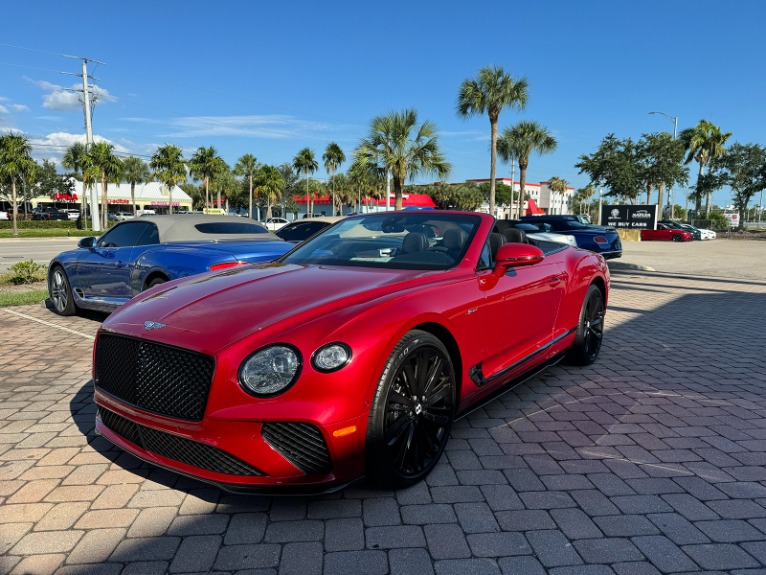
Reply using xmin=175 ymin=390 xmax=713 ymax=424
xmin=93 ymin=211 xmax=609 ymax=493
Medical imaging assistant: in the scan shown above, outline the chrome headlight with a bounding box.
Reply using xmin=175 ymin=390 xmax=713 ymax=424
xmin=312 ymin=343 xmax=352 ymax=373
xmin=239 ymin=344 xmax=301 ymax=396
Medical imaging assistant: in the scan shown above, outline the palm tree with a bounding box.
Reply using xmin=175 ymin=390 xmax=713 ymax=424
xmin=457 ymin=65 xmax=528 ymax=216
xmin=547 ymin=176 xmax=568 ymax=215
xmin=189 ymin=146 xmax=227 ymax=210
xmin=0 ymin=133 xmax=37 ymax=237
xmin=323 ymin=143 xmax=346 ymax=216
xmin=88 ymin=142 xmax=123 ymax=228
xmin=292 ymin=148 xmax=318 ymax=217
xmin=498 ymin=121 xmax=557 ymax=218
xmin=233 ymin=153 xmax=258 ymax=219
xmin=680 ymin=120 xmax=732 ymax=217
xmin=62 ymin=142 xmax=90 ymax=225
xmin=255 ymin=165 xmax=284 ymax=220
xmin=121 ymin=156 xmax=150 ymax=216
xmin=356 ymin=109 xmax=450 ymax=210
xmin=150 ymin=144 xmax=187 ymax=215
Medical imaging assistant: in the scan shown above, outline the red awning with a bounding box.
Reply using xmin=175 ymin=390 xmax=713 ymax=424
xmin=525 ymin=198 xmax=545 ymax=215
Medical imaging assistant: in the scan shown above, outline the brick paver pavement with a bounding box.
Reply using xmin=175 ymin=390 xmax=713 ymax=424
xmin=1 ymin=242 xmax=766 ymax=574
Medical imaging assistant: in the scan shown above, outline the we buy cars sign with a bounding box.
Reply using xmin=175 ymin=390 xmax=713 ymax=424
xmin=601 ymin=204 xmax=657 ymax=229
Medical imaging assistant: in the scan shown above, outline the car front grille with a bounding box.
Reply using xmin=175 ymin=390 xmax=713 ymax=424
xmin=94 ymin=333 xmax=214 ymax=421
xmin=262 ymin=422 xmax=332 ymax=475
xmin=98 ymin=406 xmax=264 ymax=476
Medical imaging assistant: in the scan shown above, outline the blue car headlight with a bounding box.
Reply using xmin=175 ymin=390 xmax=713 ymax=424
xmin=239 ymin=344 xmax=302 ymax=396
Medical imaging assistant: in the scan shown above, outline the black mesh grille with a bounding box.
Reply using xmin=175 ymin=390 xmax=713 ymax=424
xmin=95 ymin=333 xmax=214 ymax=421
xmin=98 ymin=407 xmax=264 ymax=476
xmin=262 ymin=422 xmax=332 ymax=475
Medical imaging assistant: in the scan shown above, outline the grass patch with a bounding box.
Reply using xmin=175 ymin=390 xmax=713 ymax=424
xmin=0 ymin=288 xmax=48 ymax=308
xmin=0 ymin=228 xmax=96 ymax=238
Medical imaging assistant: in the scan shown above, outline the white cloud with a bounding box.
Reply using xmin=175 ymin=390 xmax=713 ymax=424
xmin=24 ymin=76 xmax=117 ymax=111
xmin=12 ymin=104 xmax=30 ymax=112
xmin=0 ymin=105 xmax=8 ymax=114
xmin=43 ymin=91 xmax=82 ymax=111
xmin=157 ymin=114 xmax=335 ymax=139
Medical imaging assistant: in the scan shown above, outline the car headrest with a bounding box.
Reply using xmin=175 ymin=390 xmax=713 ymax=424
xmin=443 ymin=228 xmax=468 ymax=251
xmin=502 ymin=227 xmax=527 ymax=244
xmin=401 ymin=232 xmax=428 ymax=254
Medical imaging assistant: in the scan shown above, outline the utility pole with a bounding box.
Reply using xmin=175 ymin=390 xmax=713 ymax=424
xmin=64 ymin=55 xmax=103 ymax=231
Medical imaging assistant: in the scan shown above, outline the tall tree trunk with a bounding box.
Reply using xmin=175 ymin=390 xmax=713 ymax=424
xmin=101 ymin=176 xmax=108 ymax=229
xmin=169 ymin=186 xmax=174 ymax=215
xmin=394 ymin=175 xmax=404 ymax=211
xmin=694 ymin=163 xmax=704 ymax=217
xmin=11 ymin=180 xmax=18 ymax=237
xmin=489 ymin=119 xmax=498 ymax=217
xmin=519 ymin=158 xmax=528 ymax=216
xmin=205 ymin=177 xmax=210 ymax=210
xmin=131 ymin=182 xmax=136 ymax=215
xmin=248 ymin=175 xmax=253 ymax=220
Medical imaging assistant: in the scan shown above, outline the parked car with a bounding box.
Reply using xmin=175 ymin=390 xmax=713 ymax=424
xmin=114 ymin=212 xmax=135 ymax=221
xmin=60 ymin=209 xmax=80 ymax=221
xmin=0 ymin=210 xmax=8 ymax=221
xmin=658 ymin=220 xmax=701 ymax=240
xmin=495 ymin=220 xmax=578 ymax=248
xmin=31 ymin=207 xmax=69 ymax=221
xmin=274 ymin=216 xmax=345 ymax=243
xmin=264 ymin=217 xmax=289 ymax=231
xmin=47 ymin=214 xmax=292 ymax=316
xmin=520 ymin=215 xmax=622 ymax=259
xmin=641 ymin=223 xmax=694 ymax=242
xmin=659 ymin=220 xmax=716 ymax=240
xmin=91 ymin=210 xmax=610 ymax=493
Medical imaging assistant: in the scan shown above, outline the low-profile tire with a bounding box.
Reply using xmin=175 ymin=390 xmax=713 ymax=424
xmin=146 ymin=277 xmax=167 ymax=289
xmin=48 ymin=265 xmax=76 ymax=316
xmin=366 ymin=330 xmax=456 ymax=488
xmin=566 ymin=284 xmax=605 ymax=366
xmin=672 ymin=234 xmax=683 ymax=242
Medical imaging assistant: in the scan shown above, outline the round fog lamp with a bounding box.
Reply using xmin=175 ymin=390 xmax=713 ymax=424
xmin=312 ymin=343 xmax=351 ymax=372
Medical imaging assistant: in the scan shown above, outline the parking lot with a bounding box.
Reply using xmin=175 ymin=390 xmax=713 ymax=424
xmin=1 ymin=240 xmax=766 ymax=574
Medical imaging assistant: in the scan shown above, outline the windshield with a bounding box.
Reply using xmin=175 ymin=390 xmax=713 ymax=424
xmin=281 ymin=212 xmax=481 ymax=270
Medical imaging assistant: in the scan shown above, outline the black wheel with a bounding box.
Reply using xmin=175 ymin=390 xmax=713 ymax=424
xmin=672 ymin=234 xmax=683 ymax=242
xmin=49 ymin=266 xmax=76 ymax=316
xmin=147 ymin=277 xmax=167 ymax=289
xmin=566 ymin=284 xmax=605 ymax=366
xmin=366 ymin=330 xmax=456 ymax=488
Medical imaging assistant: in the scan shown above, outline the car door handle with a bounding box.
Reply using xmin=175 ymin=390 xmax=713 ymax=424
xmin=549 ymin=276 xmax=562 ymax=285
xmin=114 ymin=261 xmax=126 ymax=268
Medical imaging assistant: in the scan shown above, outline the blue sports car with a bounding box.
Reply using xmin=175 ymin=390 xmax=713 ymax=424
xmin=520 ymin=215 xmax=622 ymax=259
xmin=48 ymin=215 xmax=292 ymax=315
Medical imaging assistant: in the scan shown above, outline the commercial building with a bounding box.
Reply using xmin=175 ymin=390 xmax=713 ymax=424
xmin=25 ymin=181 xmax=193 ymax=214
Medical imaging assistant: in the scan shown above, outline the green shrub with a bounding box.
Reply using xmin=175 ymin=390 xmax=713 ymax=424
xmin=0 ymin=220 xmax=77 ymax=230
xmin=8 ymin=260 xmax=46 ymax=285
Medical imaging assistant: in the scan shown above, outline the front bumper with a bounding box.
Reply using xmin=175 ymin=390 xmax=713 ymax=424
xmin=95 ymin=394 xmax=368 ymax=493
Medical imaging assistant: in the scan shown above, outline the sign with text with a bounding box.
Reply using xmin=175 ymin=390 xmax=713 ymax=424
xmin=601 ymin=204 xmax=657 ymax=229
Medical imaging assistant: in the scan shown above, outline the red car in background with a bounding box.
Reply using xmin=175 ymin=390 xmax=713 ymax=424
xmin=93 ymin=211 xmax=609 ymax=493
xmin=641 ymin=223 xmax=694 ymax=242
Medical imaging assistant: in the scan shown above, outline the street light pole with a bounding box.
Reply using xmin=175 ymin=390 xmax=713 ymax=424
xmin=649 ymin=111 xmax=678 ymax=219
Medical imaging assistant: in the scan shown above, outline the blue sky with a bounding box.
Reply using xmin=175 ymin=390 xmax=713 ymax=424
xmin=1 ymin=0 xmax=764 ymax=208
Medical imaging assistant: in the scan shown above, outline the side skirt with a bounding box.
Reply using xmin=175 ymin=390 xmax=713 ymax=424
xmin=457 ymin=353 xmax=564 ymax=422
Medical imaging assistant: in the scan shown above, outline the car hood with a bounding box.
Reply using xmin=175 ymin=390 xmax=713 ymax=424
xmin=102 ymin=263 xmax=440 ymax=354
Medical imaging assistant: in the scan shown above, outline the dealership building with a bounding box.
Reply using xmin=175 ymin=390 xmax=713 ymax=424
xmin=26 ymin=181 xmax=193 ymax=214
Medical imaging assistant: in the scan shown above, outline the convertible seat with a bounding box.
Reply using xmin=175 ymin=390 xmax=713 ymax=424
xmin=489 ymin=232 xmax=506 ymax=259
xmin=442 ymin=228 xmax=468 ymax=256
xmin=502 ymin=227 xmax=528 ymax=244
xmin=401 ymin=232 xmax=428 ymax=254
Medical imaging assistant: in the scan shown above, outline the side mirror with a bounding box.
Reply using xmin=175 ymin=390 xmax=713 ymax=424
xmin=77 ymin=237 xmax=96 ymax=249
xmin=493 ymin=243 xmax=545 ymax=275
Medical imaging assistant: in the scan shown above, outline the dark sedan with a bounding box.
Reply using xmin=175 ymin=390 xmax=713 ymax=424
xmin=520 ymin=215 xmax=622 ymax=259
xmin=48 ymin=215 xmax=292 ymax=316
